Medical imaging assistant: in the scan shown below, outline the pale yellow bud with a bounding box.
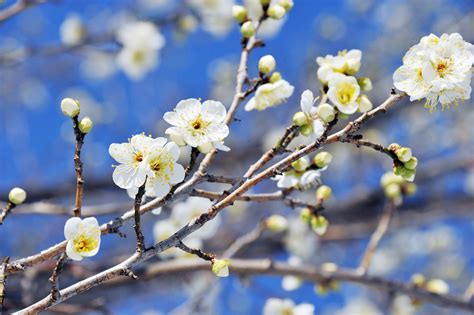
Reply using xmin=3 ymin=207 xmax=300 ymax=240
xmin=396 ymin=147 xmax=412 ymax=163
xmin=316 ymin=185 xmax=332 ymax=201
xmin=212 ymin=259 xmax=230 ymax=277
xmin=300 ymin=124 xmax=313 ymax=136
xmin=292 ymin=111 xmax=309 ymax=126
xmin=267 ymin=4 xmax=286 ymax=19
xmin=266 ymin=215 xmax=288 ymax=232
xmin=61 ymin=98 xmax=80 ymax=117
xmin=426 ymin=279 xmax=449 ymax=294
xmin=317 ymin=103 xmax=336 ymax=123
xmin=279 ymin=0 xmax=294 ymax=11
xmin=269 ymin=71 xmax=282 ymax=83
xmin=240 ymin=21 xmax=255 ymax=38
xmin=357 ymin=77 xmax=373 ymax=91
xmin=232 ymin=5 xmax=248 ymax=23
xmin=384 ymin=183 xmax=401 ymax=199
xmin=8 ymin=187 xmax=26 ymax=205
xmin=313 ymin=152 xmax=332 ymax=168
xmin=258 ymin=55 xmax=276 ymax=74
xmin=311 ymin=215 xmax=328 ymax=235
xmin=300 ymin=208 xmax=312 ymax=223
xmin=404 ymin=157 xmax=418 ymax=170
xmin=357 ymin=95 xmax=373 ymax=112
xmin=291 ymin=157 xmax=310 ymax=172
xmin=79 ymin=116 xmax=93 ymax=133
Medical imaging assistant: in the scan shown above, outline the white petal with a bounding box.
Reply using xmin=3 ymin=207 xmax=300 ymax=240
xmin=277 ymin=174 xmax=299 ymax=188
xmin=244 ymin=97 xmax=256 ymax=111
xmin=213 ymin=141 xmax=230 ymax=151
xmin=312 ymin=119 xmax=325 ymax=138
xmin=201 ymin=100 xmax=227 ymax=122
xmin=164 ymin=141 xmax=180 ymax=161
xmin=66 ymin=241 xmax=83 ymax=261
xmin=300 ymin=90 xmax=314 ymax=114
xmin=163 ymin=111 xmax=183 ymax=127
xmin=152 ymin=180 xmax=171 ymax=198
xmin=169 ymin=163 xmax=186 ymax=184
xmin=64 ymin=217 xmax=82 ymax=240
xmin=109 ymin=143 xmax=133 ymax=164
xmin=175 ymin=98 xmax=201 ymax=120
xmin=152 ymin=207 xmax=162 ymax=215
xmin=112 ymin=164 xmax=138 ymax=189
xmin=294 ymin=304 xmax=315 ymax=315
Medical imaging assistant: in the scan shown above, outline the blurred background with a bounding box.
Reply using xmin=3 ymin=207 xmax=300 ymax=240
xmin=0 ymin=0 xmax=473 ymax=314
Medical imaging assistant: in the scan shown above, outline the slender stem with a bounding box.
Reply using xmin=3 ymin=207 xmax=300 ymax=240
xmin=358 ymin=201 xmax=396 ymax=275
xmin=72 ymin=116 xmax=85 ymax=218
xmin=0 ymin=202 xmax=15 ymax=225
xmin=0 ymin=257 xmax=9 ymax=313
xmin=48 ymin=253 xmax=68 ymax=303
xmin=133 ymin=183 xmax=147 ymax=254
xmin=175 ymin=241 xmax=214 ymax=261
xmin=223 ymin=222 xmax=266 ymax=258
xmin=0 ymin=0 xmax=42 ymax=23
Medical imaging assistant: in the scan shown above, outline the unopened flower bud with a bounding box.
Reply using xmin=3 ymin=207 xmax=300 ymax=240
xmin=384 ymin=183 xmax=401 ymax=199
xmin=178 ymin=15 xmax=198 ymax=33
xmin=61 ymin=98 xmax=80 ymax=117
xmin=411 ymin=273 xmax=426 ymax=286
xmin=79 ymin=116 xmax=93 ymax=133
xmin=266 ymin=215 xmax=288 ymax=232
xmin=402 ymin=168 xmax=416 ymax=182
xmin=313 ymin=152 xmax=332 ymax=168
xmin=404 ymin=157 xmax=418 ymax=170
xmin=291 ymin=157 xmax=310 ymax=172
xmin=258 ymin=55 xmax=276 ymax=74
xmin=279 ymin=0 xmax=294 ymax=11
xmin=198 ymin=142 xmax=214 ymax=154
xmin=267 ymin=4 xmax=286 ymax=19
xmin=396 ymin=147 xmax=412 ymax=162
xmin=321 ymin=262 xmax=338 ymax=272
xmin=292 ymin=111 xmax=309 ymax=126
xmin=316 ymin=185 xmax=332 ymax=201
xmin=240 ymin=21 xmax=255 ymax=38
xmin=389 ymin=143 xmax=401 ymax=151
xmin=426 ymin=279 xmax=449 ymax=294
xmin=317 ymin=103 xmax=336 ymax=123
xmin=299 ymin=124 xmax=313 ymax=136
xmin=380 ymin=172 xmax=404 ymax=188
xmin=405 ymin=183 xmax=417 ymax=195
xmin=8 ymin=187 xmax=26 ymax=205
xmin=269 ymin=71 xmax=281 ymax=83
xmin=212 ymin=259 xmax=230 ymax=277
xmin=260 ymin=0 xmax=271 ymax=4
xmin=357 ymin=77 xmax=373 ymax=91
xmin=311 ymin=215 xmax=328 ymax=235
xmin=357 ymin=95 xmax=373 ymax=112
xmin=299 ymin=207 xmax=312 ymax=223
xmin=393 ymin=165 xmax=406 ymax=177
xmin=232 ymin=5 xmax=248 ymax=23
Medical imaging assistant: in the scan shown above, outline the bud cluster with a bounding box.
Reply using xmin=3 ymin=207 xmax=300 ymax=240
xmin=411 ymin=273 xmax=449 ymax=295
xmin=380 ymin=172 xmax=417 ymax=205
xmin=389 ymin=143 xmax=417 ymax=182
xmin=60 ymin=97 xmax=93 ymax=134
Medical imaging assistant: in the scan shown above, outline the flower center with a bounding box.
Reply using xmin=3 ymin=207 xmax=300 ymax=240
xmin=282 ymin=308 xmax=294 ymax=315
xmin=192 ymin=120 xmax=202 ymax=130
xmin=134 ymin=152 xmax=143 ymax=162
xmin=73 ymin=235 xmax=98 ymax=253
xmin=336 ymin=82 xmax=356 ymax=104
xmin=435 ymin=59 xmax=450 ymax=77
xmin=132 ymin=50 xmax=145 ymax=64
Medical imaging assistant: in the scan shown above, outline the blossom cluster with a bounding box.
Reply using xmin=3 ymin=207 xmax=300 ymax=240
xmin=393 ymin=33 xmax=473 ymax=111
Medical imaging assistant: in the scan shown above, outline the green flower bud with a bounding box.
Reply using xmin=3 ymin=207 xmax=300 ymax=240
xmin=313 ymin=152 xmax=333 ymax=168
xmin=267 ymin=4 xmax=286 ymax=19
xmin=279 ymin=0 xmax=294 ymax=11
xmin=393 ymin=165 xmax=406 ymax=177
xmin=211 ymin=259 xmax=230 ymax=277
xmin=299 ymin=208 xmax=312 ymax=223
xmin=316 ymin=185 xmax=332 ymax=201
xmin=384 ymin=183 xmax=401 ymax=199
xmin=405 ymin=183 xmax=417 ymax=195
xmin=260 ymin=0 xmax=271 ymax=4
xmin=266 ymin=215 xmax=288 ymax=232
xmin=269 ymin=71 xmax=281 ymax=83
xmin=311 ymin=215 xmax=328 ymax=235
xmin=240 ymin=21 xmax=255 ymax=38
xmin=317 ymin=103 xmax=336 ymax=123
xmin=402 ymin=168 xmax=416 ymax=182
xmin=292 ymin=111 xmax=309 ymax=126
xmin=380 ymin=172 xmax=404 ymax=188
xmin=8 ymin=187 xmax=26 ymax=205
xmin=61 ymin=98 xmax=80 ymax=117
xmin=357 ymin=94 xmax=373 ymax=113
xmin=404 ymin=157 xmax=418 ymax=170
xmin=79 ymin=116 xmax=93 ymax=134
xmin=232 ymin=5 xmax=248 ymax=23
xmin=396 ymin=147 xmax=412 ymax=162
xmin=258 ymin=55 xmax=276 ymax=74
xmin=300 ymin=123 xmax=313 ymax=136
xmin=357 ymin=77 xmax=373 ymax=91
xmin=291 ymin=157 xmax=310 ymax=172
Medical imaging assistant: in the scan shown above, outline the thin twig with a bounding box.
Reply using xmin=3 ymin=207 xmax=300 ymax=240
xmin=72 ymin=116 xmax=86 ymax=218
xmin=465 ymin=280 xmax=474 ymax=301
xmin=223 ymin=221 xmax=266 ymax=258
xmin=358 ymin=201 xmax=396 ymax=275
xmin=0 ymin=0 xmax=43 ymax=23
xmin=0 ymin=202 xmax=15 ymax=225
xmin=48 ymin=253 xmax=68 ymax=303
xmin=175 ymin=241 xmax=214 ymax=261
xmin=133 ymin=183 xmax=147 ymax=254
xmin=0 ymin=257 xmax=9 ymax=313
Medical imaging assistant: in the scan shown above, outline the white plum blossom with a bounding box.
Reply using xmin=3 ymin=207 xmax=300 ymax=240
xmin=316 ymin=49 xmax=362 ymax=84
xmin=327 ymin=73 xmax=361 ymax=114
xmin=109 ymin=134 xmax=158 ymax=190
xmin=244 ymin=0 xmax=286 ymax=39
xmin=187 ymin=0 xmax=234 ymax=37
xmin=263 ymin=298 xmax=315 ymax=315
xmin=60 ymin=14 xmax=86 ymax=46
xmin=164 ymin=98 xmax=230 ymax=153
xmin=300 ymin=89 xmax=325 ymax=137
xmin=116 ymin=21 xmax=165 ymax=80
xmin=393 ymin=33 xmax=473 ymax=111
xmin=245 ymin=80 xmax=294 ymax=111
xmin=275 ymin=156 xmax=324 ymax=189
xmin=64 ymin=217 xmax=101 ymax=261
xmin=109 ymin=135 xmax=185 ymax=198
